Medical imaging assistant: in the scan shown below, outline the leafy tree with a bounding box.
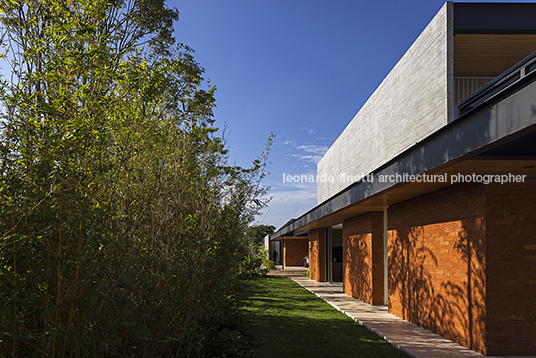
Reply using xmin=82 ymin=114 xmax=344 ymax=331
xmin=236 ymin=225 xmax=276 ymax=276
xmin=248 ymin=224 xmax=276 ymax=242
xmin=0 ymin=0 xmax=271 ymax=356
xmin=245 ymin=224 xmax=275 ymax=254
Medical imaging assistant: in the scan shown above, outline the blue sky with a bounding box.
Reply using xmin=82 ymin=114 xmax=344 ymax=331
xmin=171 ymin=0 xmax=535 ymax=230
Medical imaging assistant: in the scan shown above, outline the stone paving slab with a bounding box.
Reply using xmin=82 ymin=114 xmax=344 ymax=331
xmin=264 ymin=269 xmax=534 ymax=358
xmin=291 ymin=277 xmax=492 ymax=358
xmin=266 ymin=265 xmax=308 ymax=277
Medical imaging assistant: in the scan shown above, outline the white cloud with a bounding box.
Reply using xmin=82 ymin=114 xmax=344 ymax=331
xmin=299 ymin=127 xmax=317 ymax=136
xmin=285 ymin=144 xmax=328 ymax=164
xmin=260 ymin=141 xmax=329 ymax=228
xmin=257 ymin=184 xmax=317 ymax=229
xmin=290 ymin=154 xmax=322 ymax=163
xmin=296 ymin=145 xmax=329 ymax=155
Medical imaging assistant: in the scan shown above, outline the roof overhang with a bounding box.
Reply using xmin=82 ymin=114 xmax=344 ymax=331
xmin=271 ymin=235 xmax=309 ymax=242
xmin=454 ymin=3 xmax=536 ymax=35
xmin=271 ymin=52 xmax=536 ymax=240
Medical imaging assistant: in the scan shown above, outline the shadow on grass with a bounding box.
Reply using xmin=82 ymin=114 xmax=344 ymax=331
xmin=236 ymin=276 xmax=409 ymax=358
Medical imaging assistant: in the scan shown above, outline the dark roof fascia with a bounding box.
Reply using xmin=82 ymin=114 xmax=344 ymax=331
xmin=454 ymin=2 xmax=536 ymax=35
xmin=269 ymin=229 xmax=308 ymax=241
xmin=271 ymin=68 xmax=536 ymax=240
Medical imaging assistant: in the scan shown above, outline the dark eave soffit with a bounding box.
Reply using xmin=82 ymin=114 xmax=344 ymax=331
xmin=454 ymin=3 xmax=536 ymax=35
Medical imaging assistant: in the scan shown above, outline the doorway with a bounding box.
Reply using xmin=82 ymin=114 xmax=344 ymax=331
xmin=327 ymin=225 xmax=343 ymax=283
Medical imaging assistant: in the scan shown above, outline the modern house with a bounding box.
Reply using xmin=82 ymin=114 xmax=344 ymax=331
xmin=269 ymin=222 xmax=309 ymax=268
xmin=270 ymin=2 xmax=536 ymax=356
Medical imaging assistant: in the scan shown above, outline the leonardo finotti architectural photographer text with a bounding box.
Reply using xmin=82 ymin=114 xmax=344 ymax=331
xmin=283 ymin=172 xmax=527 ymax=185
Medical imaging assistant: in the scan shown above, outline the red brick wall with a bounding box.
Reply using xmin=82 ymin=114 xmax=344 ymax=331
xmin=388 ymin=183 xmax=487 ymax=354
xmin=485 ymin=181 xmax=536 ymax=356
xmin=343 ymin=213 xmax=384 ymax=305
xmin=283 ymin=238 xmax=308 ymax=266
xmin=309 ymin=229 xmax=326 ymax=282
xmin=386 ymin=180 xmax=536 ymax=356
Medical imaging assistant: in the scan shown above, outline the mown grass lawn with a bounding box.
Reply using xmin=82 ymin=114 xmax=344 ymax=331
xmin=236 ymin=276 xmax=409 ymax=358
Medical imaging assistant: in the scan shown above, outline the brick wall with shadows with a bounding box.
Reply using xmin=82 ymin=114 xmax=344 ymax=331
xmin=309 ymin=229 xmax=326 ymax=282
xmin=484 ymin=181 xmax=536 ymax=356
xmin=388 ymin=183 xmax=487 ymax=354
xmin=343 ymin=212 xmax=384 ymax=306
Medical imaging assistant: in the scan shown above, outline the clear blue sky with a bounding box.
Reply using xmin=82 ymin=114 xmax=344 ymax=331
xmin=172 ymin=0 xmax=535 ymax=230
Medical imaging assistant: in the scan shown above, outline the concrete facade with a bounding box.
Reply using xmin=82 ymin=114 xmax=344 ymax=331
xmin=317 ymin=3 xmax=452 ymax=203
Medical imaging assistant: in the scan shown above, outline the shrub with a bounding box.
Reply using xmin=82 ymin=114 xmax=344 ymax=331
xmin=264 ymin=259 xmax=276 ymax=270
xmin=237 ymin=254 xmax=269 ymax=278
xmin=257 ymin=246 xmax=275 ymax=270
xmin=0 ymin=1 xmax=272 ymax=356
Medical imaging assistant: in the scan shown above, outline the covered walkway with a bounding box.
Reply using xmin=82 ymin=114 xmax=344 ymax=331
xmin=291 ymin=277 xmax=533 ymax=358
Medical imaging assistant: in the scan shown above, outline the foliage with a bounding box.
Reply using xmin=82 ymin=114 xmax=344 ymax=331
xmin=236 ymin=254 xmax=269 ymax=278
xmin=196 ymin=291 xmax=259 ymax=358
xmin=247 ymin=225 xmax=275 ymax=246
xmin=264 ymin=259 xmax=275 ymax=271
xmin=258 ymin=246 xmax=275 ymax=270
xmin=0 ymin=0 xmax=272 ymax=356
xmin=236 ymin=245 xmax=277 ymax=278
xmin=236 ymin=225 xmax=275 ymax=277
xmin=244 ymin=224 xmax=275 ymax=256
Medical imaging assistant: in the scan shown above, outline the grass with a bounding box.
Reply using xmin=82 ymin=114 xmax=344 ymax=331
xmin=236 ymin=276 xmax=409 ymax=358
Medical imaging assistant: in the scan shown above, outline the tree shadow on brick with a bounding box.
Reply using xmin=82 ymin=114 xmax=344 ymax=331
xmin=452 ymin=218 xmax=486 ymax=354
xmin=344 ymin=232 xmax=372 ymax=303
xmin=388 ymin=218 xmax=486 ymax=354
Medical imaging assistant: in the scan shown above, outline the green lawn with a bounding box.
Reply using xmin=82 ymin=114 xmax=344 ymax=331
xmin=236 ymin=276 xmax=409 ymax=358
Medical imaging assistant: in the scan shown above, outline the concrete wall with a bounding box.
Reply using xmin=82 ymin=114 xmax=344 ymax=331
xmin=317 ymin=3 xmax=453 ymax=203
xmin=308 ymin=229 xmax=326 ymax=282
xmin=343 ymin=213 xmax=384 ymax=305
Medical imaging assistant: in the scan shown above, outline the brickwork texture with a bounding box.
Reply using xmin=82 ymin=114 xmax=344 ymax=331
xmin=283 ymin=239 xmax=308 ymax=267
xmin=343 ymin=213 xmax=384 ymax=305
xmin=308 ymin=229 xmax=326 ymax=282
xmin=485 ymin=181 xmax=536 ymax=356
xmin=388 ymin=181 xmax=536 ymax=355
xmin=307 ymin=181 xmax=536 ymax=355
